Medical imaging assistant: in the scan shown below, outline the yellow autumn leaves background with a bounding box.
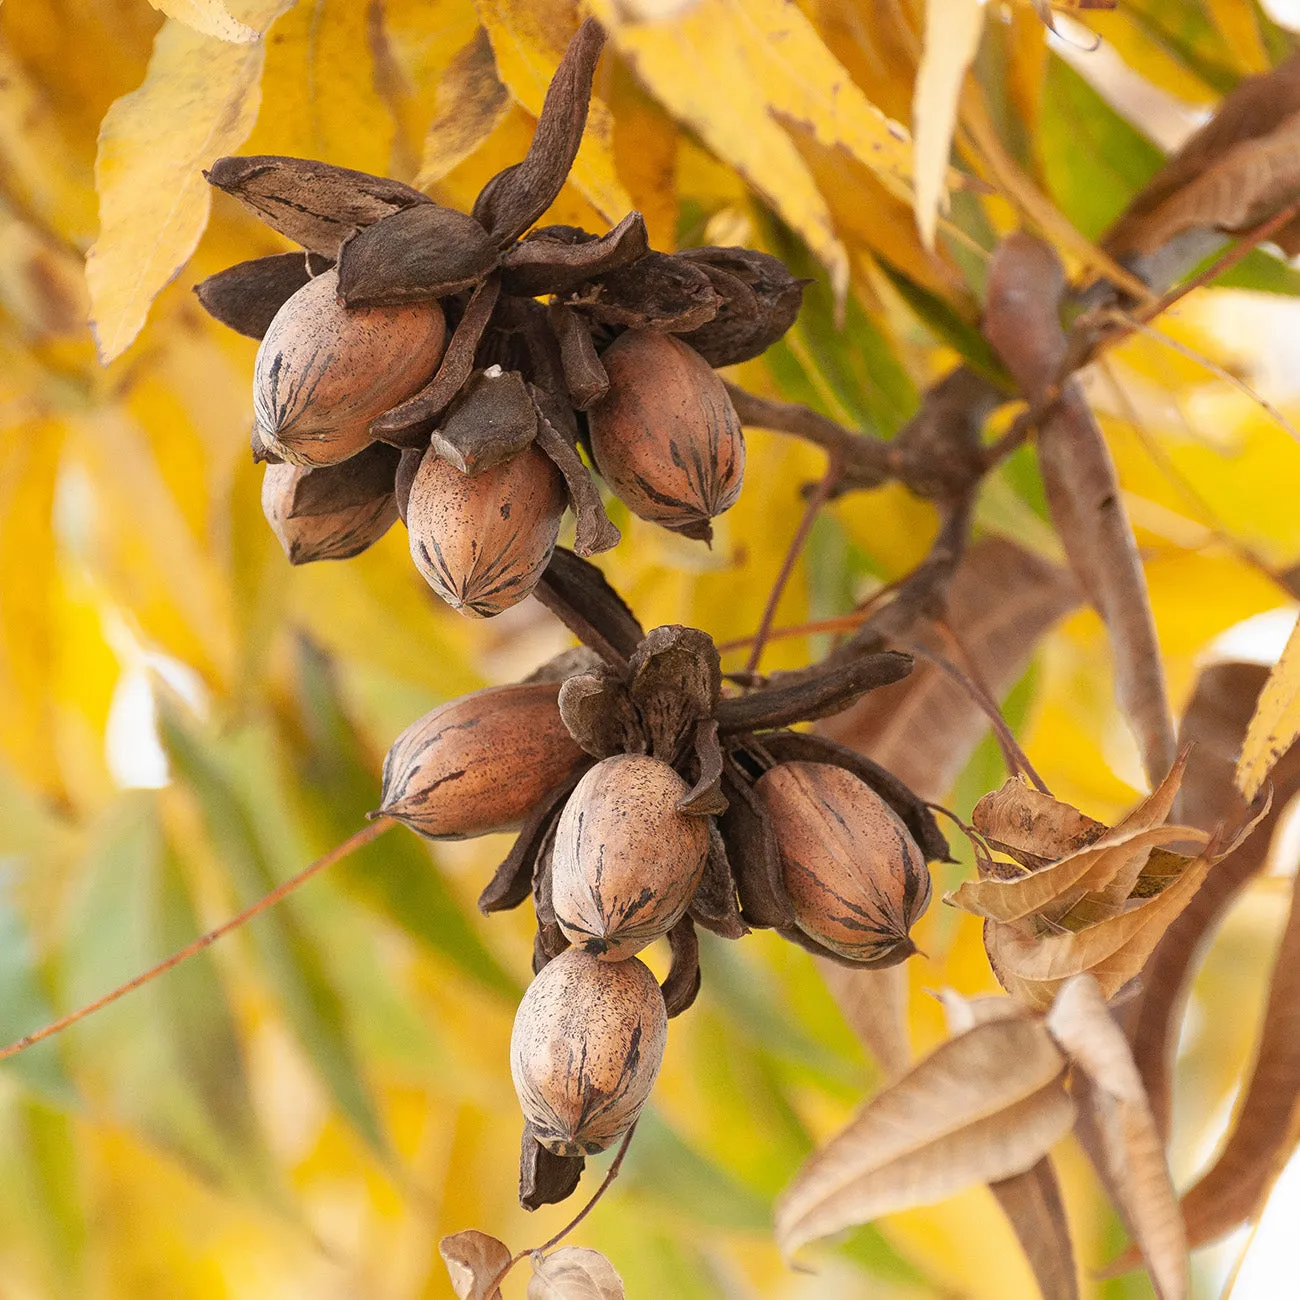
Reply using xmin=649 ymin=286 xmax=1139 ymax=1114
xmin=4 ymin=0 xmax=1300 ymax=1296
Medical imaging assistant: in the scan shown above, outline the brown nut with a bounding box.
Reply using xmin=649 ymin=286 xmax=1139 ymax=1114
xmin=510 ymin=947 xmax=667 ymax=1156
xmin=261 ymin=442 xmax=400 ymax=564
xmin=551 ymin=754 xmax=709 ymax=961
xmin=379 ymin=683 xmax=587 ymax=838
xmin=756 ymin=761 xmax=931 ymax=964
xmin=406 ymin=442 xmax=566 ymax=617
xmin=253 ymin=267 xmax=446 ymax=465
xmin=587 ymin=329 xmax=744 ymax=538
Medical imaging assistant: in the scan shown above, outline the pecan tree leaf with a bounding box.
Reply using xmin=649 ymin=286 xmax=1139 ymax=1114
xmin=337 ymin=203 xmax=499 ymax=307
xmin=990 ymin=1159 xmax=1079 ymax=1300
xmin=528 ymin=1247 xmax=625 ymax=1300
xmin=1175 ymin=868 xmax=1300 ymax=1250
xmin=1238 ymin=613 xmax=1300 ymax=802
xmin=1045 ymin=977 xmax=1187 ymax=1300
xmin=416 ymin=28 xmax=512 ymax=189
xmin=984 ymin=233 xmax=1176 ymax=789
xmin=439 ymin=1229 xmax=511 ymax=1300
xmin=194 ymin=251 xmax=325 ymax=340
xmin=971 ymin=777 xmax=1108 ymax=871
xmin=205 ymin=154 xmax=429 ymax=256
xmin=774 ymin=1017 xmax=1073 ymax=1260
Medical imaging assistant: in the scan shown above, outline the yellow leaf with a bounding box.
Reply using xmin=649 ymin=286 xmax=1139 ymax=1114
xmin=1238 ymin=613 xmax=1300 ymax=801
xmin=86 ymin=16 xmax=276 ymax=363
xmin=0 ymin=420 xmax=66 ymax=800
xmin=588 ymin=0 xmax=930 ymax=298
xmin=913 ymin=0 xmax=986 ymax=249
xmin=243 ymin=0 xmax=395 ymax=174
xmin=146 ymin=0 xmax=260 ymax=43
xmin=476 ymin=0 xmax=632 ymax=224
xmin=415 ymin=28 xmax=511 ymax=189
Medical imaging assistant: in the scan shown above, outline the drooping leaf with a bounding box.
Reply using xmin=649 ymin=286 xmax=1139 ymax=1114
xmin=86 ymin=12 xmax=279 ymax=362
xmin=912 ymin=0 xmax=987 ymax=249
xmin=440 ymin=1229 xmax=512 ymax=1300
xmin=528 ymin=1247 xmax=625 ymax=1299
xmin=983 ymin=232 xmax=1177 ymax=788
xmin=774 ymin=1017 xmax=1073 ymax=1259
xmin=988 ymin=1160 xmax=1080 ymax=1300
xmin=1128 ymin=662 xmax=1298 ymax=1135
xmin=1045 ymin=976 xmax=1188 ymax=1300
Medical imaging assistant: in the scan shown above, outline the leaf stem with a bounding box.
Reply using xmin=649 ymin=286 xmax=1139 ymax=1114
xmin=745 ymin=457 xmax=843 ymax=676
xmin=0 ymin=818 xmax=395 ymax=1064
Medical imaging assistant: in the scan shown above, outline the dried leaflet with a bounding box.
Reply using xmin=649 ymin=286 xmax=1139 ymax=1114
xmin=1045 ymin=977 xmax=1188 ymax=1300
xmin=774 ymin=1017 xmax=1074 ymax=1259
xmin=983 ymin=234 xmax=1176 ymax=789
xmin=1175 ymin=869 xmax=1300 ymax=1249
xmin=439 ymin=1229 xmax=511 ymax=1300
xmin=528 ymin=1247 xmax=625 ymax=1299
xmin=940 ymin=992 xmax=1080 ymax=1300
xmin=1129 ymin=663 xmax=1298 ymax=1135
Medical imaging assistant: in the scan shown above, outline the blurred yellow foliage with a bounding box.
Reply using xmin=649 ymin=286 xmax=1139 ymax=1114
xmin=1 ymin=1 xmax=1300 ymax=1297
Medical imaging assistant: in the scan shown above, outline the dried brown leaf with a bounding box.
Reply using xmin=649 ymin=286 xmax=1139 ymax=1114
xmin=983 ymin=846 xmax=1213 ymax=1011
xmin=440 ymin=1229 xmax=511 ymax=1300
xmin=774 ymin=1018 xmax=1073 ymax=1259
xmin=1128 ymin=663 xmax=1297 ymax=1134
xmin=972 ymin=777 xmax=1108 ymax=871
xmin=984 ymin=234 xmax=1175 ymax=789
xmin=1046 ymin=977 xmax=1187 ymax=1300
xmin=528 ymin=1247 xmax=625 ymax=1299
xmin=1176 ymin=870 xmax=1300 ymax=1248
xmin=1104 ymin=53 xmax=1300 ymax=276
xmin=949 ymin=823 xmax=1206 ymax=927
xmin=815 ymin=961 xmax=911 ymax=1080
xmin=990 ymin=1160 xmax=1079 ymax=1300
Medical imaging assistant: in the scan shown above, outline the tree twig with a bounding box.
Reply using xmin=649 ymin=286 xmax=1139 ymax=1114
xmin=0 ymin=819 xmax=396 ymax=1064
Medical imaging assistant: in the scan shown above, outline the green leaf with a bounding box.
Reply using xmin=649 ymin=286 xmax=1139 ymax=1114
xmin=288 ymin=638 xmax=519 ymax=1001
xmin=876 ymin=259 xmax=1010 ymax=388
xmin=0 ymin=863 xmax=78 ymax=1108
xmin=1040 ymin=56 xmax=1163 ymax=244
xmin=158 ymin=706 xmax=391 ymax=1160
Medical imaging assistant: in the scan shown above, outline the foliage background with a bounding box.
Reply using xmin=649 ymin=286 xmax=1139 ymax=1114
xmin=2 ymin=0 xmax=1300 ymax=1295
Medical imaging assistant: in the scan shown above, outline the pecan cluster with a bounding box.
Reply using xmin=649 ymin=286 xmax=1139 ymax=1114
xmin=196 ymin=19 xmax=803 ymax=613
xmin=377 ymin=559 xmax=949 ymax=1206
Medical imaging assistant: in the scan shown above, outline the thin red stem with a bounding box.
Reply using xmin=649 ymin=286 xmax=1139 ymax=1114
xmin=744 ymin=457 xmax=843 ymax=675
xmin=0 ymin=818 xmax=395 ymax=1064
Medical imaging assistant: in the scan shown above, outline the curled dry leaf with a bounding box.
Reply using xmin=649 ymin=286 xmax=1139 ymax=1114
xmin=774 ymin=1017 xmax=1074 ymax=1260
xmin=983 ymin=233 xmax=1176 ymax=789
xmin=1045 ymin=976 xmax=1187 ymax=1300
xmin=439 ymin=1229 xmax=512 ymax=1300
xmin=528 ymin=1246 xmax=625 ymax=1300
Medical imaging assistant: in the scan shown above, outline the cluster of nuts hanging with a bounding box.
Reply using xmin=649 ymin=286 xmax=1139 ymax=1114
xmin=196 ymin=19 xmax=802 ymax=613
xmin=377 ymin=613 xmax=948 ymax=1205
xmin=198 ymin=16 xmax=949 ymax=1208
